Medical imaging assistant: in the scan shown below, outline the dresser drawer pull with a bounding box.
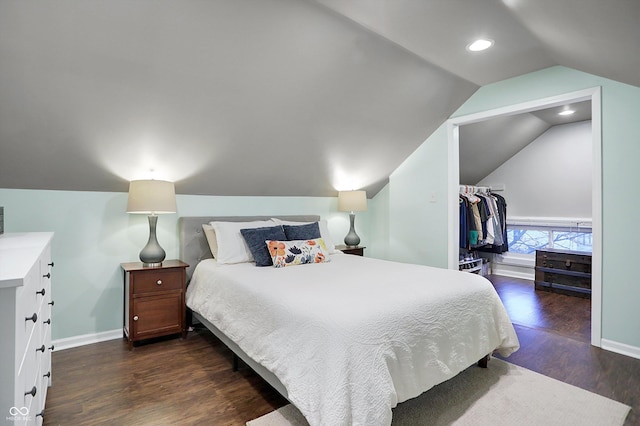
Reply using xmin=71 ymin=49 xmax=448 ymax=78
xmin=36 ymin=345 xmax=46 ymax=353
xmin=156 ymin=280 xmax=163 ymax=285
xmin=25 ymin=386 xmax=37 ymax=397
xmin=26 ymin=313 xmax=38 ymax=323
xmin=43 ymin=272 xmax=51 ymax=279
xmin=43 ymin=371 xmax=51 ymax=378
xmin=36 ymin=288 xmax=46 ymax=296
xmin=48 ymin=261 xmax=55 ymax=267
xmin=133 ymin=315 xmax=139 ymax=321
xmin=44 ymin=318 xmax=51 ymax=325
xmin=37 ymin=409 xmax=45 ymax=418
xmin=49 ymin=345 xmax=55 ymax=351
xmin=49 ymin=300 xmax=55 ymax=306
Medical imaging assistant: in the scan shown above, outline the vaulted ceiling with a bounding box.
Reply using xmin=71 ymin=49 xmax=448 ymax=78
xmin=459 ymin=100 xmax=592 ymax=185
xmin=0 ymin=0 xmax=638 ymax=197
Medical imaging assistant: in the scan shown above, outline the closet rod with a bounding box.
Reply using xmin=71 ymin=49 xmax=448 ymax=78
xmin=459 ymin=185 xmax=491 ymax=194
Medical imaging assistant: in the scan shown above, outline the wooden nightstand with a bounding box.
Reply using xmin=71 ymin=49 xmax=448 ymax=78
xmin=121 ymin=260 xmax=189 ymax=350
xmin=335 ymin=245 xmax=366 ymax=256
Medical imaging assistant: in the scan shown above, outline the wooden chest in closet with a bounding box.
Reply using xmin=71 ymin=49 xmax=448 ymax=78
xmin=534 ymin=248 xmax=592 ymax=298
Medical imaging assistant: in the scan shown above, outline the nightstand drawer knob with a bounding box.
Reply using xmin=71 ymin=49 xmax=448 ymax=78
xmin=44 ymin=371 xmax=51 ymax=378
xmin=48 ymin=261 xmax=55 ymax=267
xmin=26 ymin=313 xmax=38 ymax=323
xmin=36 ymin=288 xmax=46 ymax=296
xmin=36 ymin=345 xmax=45 ymax=353
xmin=133 ymin=315 xmax=139 ymax=321
xmin=44 ymin=318 xmax=51 ymax=325
xmin=156 ymin=280 xmax=163 ymax=285
xmin=43 ymin=272 xmax=51 ymax=279
xmin=37 ymin=409 xmax=45 ymax=418
xmin=49 ymin=345 xmax=55 ymax=351
xmin=25 ymin=386 xmax=37 ymax=397
xmin=49 ymin=300 xmax=55 ymax=306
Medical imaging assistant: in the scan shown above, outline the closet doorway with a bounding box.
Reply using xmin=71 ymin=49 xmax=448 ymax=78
xmin=446 ymin=87 xmax=602 ymax=347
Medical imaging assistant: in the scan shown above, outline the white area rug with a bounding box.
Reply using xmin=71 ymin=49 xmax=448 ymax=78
xmin=246 ymin=359 xmax=630 ymax=426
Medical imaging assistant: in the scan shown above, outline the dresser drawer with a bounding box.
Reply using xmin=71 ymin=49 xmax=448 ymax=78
xmin=18 ymin=293 xmax=49 ymax=362
xmin=17 ymin=324 xmax=41 ymax=410
xmin=132 ymin=269 xmax=183 ymax=294
xmin=21 ymin=359 xmax=42 ymax=424
xmin=36 ymin=347 xmax=50 ymax=423
xmin=39 ymin=318 xmax=53 ymax=390
xmin=18 ymin=318 xmax=50 ymax=422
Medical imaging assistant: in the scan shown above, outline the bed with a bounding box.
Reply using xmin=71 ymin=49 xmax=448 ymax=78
xmin=180 ymin=215 xmax=519 ymax=426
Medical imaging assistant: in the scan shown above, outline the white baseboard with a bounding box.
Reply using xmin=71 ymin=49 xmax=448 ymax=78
xmin=491 ymin=263 xmax=535 ymax=281
xmin=601 ymin=339 xmax=640 ymax=360
xmin=53 ymin=328 xmax=122 ymax=351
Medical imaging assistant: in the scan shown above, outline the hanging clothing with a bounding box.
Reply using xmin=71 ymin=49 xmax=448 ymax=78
xmin=470 ymin=202 xmax=483 ymax=241
xmin=459 ymin=197 xmax=468 ymax=249
xmin=478 ymin=193 xmax=508 ymax=253
xmin=459 ymin=187 xmax=508 ymax=253
xmin=478 ymin=194 xmax=495 ymax=245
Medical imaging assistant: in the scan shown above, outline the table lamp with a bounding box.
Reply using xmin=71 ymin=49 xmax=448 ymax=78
xmin=338 ymin=190 xmax=367 ymax=247
xmin=126 ymin=179 xmax=177 ymax=266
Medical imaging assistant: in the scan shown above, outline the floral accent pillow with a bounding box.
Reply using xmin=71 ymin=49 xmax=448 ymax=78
xmin=266 ymin=238 xmax=331 ymax=268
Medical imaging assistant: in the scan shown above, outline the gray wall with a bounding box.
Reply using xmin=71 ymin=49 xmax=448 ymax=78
xmin=478 ymin=120 xmax=592 ymax=219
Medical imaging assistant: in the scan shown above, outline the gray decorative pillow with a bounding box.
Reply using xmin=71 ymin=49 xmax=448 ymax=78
xmin=283 ymin=222 xmax=321 ymax=241
xmin=240 ymin=225 xmax=287 ymax=266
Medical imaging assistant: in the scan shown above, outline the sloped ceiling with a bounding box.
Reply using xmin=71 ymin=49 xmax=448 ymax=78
xmin=0 ymin=0 xmax=638 ymax=198
xmin=459 ymin=100 xmax=592 ymax=185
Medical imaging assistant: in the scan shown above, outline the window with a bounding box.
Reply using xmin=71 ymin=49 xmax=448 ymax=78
xmin=507 ymin=222 xmax=592 ymax=255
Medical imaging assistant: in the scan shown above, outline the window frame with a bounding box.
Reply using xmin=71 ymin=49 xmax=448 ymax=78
xmin=505 ymin=217 xmax=592 ymax=256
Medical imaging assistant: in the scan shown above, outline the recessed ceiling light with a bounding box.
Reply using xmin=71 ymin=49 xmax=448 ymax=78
xmin=466 ymin=39 xmax=494 ymax=52
xmin=558 ymin=110 xmax=575 ymax=116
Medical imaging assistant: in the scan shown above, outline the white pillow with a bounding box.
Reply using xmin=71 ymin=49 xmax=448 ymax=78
xmin=201 ymin=224 xmax=218 ymax=258
xmin=210 ymin=220 xmax=274 ymax=264
xmin=270 ymin=218 xmax=337 ymax=254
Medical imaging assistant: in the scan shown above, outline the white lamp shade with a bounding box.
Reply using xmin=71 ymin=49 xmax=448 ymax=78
xmin=126 ymin=180 xmax=177 ymax=214
xmin=338 ymin=190 xmax=367 ymax=212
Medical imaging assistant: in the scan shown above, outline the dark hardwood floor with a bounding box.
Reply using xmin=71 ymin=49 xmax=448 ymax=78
xmin=489 ymin=274 xmax=591 ymax=342
xmin=43 ymin=274 xmax=639 ymax=425
xmin=488 ymin=275 xmax=638 ymax=426
xmin=43 ymin=330 xmax=288 ymax=426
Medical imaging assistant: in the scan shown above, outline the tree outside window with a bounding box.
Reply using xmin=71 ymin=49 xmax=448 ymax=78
xmin=507 ymin=226 xmax=592 ymax=254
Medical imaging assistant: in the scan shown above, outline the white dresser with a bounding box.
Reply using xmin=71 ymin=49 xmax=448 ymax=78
xmin=0 ymin=233 xmax=54 ymax=426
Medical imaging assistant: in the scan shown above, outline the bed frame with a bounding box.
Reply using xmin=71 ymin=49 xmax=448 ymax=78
xmin=178 ymin=215 xmax=321 ymax=401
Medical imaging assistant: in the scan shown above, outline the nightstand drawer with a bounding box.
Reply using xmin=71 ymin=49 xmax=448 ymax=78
xmin=133 ymin=269 xmax=183 ymax=294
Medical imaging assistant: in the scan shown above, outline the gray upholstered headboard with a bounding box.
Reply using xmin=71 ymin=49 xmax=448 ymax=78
xmin=178 ymin=215 xmax=321 ymax=283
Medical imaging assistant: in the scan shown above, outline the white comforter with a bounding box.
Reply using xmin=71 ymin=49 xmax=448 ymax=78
xmin=186 ymin=254 xmax=519 ymax=426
